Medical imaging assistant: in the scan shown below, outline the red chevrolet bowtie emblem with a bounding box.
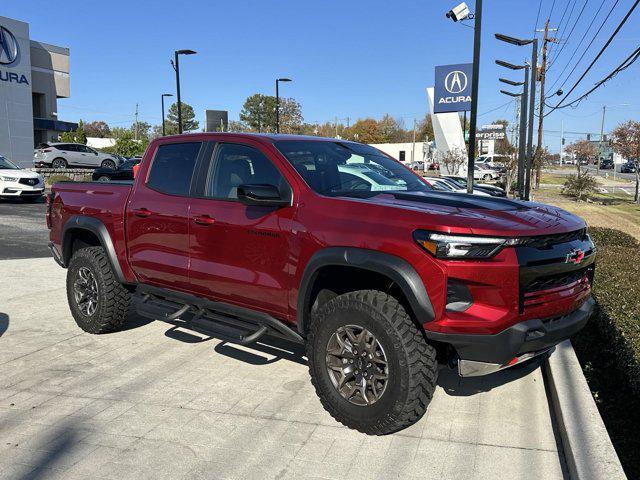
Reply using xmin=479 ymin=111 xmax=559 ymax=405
xmin=566 ymin=248 xmax=585 ymax=264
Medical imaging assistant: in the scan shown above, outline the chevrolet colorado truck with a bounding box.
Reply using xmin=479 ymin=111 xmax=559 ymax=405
xmin=47 ymin=133 xmax=595 ymax=435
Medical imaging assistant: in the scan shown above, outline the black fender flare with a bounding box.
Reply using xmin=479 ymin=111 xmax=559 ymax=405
xmin=296 ymin=247 xmax=434 ymax=334
xmin=61 ymin=215 xmax=127 ymax=284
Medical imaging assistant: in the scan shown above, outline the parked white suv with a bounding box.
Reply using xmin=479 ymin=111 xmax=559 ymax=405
xmin=34 ymin=143 xmax=121 ymax=169
xmin=473 ymin=164 xmax=501 ymax=181
xmin=0 ymin=155 xmax=44 ymax=202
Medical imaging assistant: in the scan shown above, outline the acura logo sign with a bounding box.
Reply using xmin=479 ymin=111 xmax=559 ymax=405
xmin=0 ymin=26 xmax=18 ymax=65
xmin=444 ymin=70 xmax=467 ymax=94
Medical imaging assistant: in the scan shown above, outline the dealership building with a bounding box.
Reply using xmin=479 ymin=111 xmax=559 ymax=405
xmin=1 ymin=16 xmax=76 ymax=167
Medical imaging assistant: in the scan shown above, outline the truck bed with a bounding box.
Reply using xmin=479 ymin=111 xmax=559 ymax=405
xmin=48 ymin=181 xmax=134 ymax=281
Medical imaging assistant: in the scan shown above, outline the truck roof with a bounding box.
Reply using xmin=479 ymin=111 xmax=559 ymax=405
xmin=156 ymin=132 xmax=360 ymax=144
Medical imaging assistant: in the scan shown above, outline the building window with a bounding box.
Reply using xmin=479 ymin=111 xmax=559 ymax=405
xmin=32 ymin=93 xmax=45 ymax=118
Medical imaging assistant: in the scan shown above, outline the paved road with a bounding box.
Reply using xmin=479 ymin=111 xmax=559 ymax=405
xmin=582 ymin=165 xmax=636 ymax=182
xmin=0 ymin=198 xmax=50 ymax=260
xmin=0 ymin=257 xmax=567 ymax=480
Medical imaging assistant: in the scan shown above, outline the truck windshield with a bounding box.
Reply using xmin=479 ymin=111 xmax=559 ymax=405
xmin=0 ymin=156 xmax=19 ymax=170
xmin=274 ymin=141 xmax=429 ymax=196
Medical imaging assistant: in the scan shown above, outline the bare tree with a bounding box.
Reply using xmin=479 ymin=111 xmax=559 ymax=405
xmin=439 ymin=147 xmax=467 ymax=176
xmin=611 ymin=120 xmax=640 ymax=203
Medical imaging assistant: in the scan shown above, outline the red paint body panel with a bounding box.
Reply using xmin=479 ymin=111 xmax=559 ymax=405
xmin=49 ymin=133 xmax=592 ymax=337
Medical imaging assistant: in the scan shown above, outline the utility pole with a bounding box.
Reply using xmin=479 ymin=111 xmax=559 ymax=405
xmin=335 ymin=116 xmax=338 ymax=137
xmin=597 ymin=105 xmax=606 ymax=176
xmin=134 ymin=103 xmax=139 ymax=141
xmin=534 ymin=20 xmax=557 ymax=189
xmin=560 ymin=119 xmax=564 ymax=165
xmin=411 ymin=118 xmax=417 ymax=163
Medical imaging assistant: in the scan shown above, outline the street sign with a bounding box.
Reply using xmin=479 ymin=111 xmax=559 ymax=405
xmin=205 ymin=110 xmax=228 ymax=132
xmin=476 ymin=124 xmax=506 ymax=140
xmin=434 ymin=63 xmax=473 ymax=113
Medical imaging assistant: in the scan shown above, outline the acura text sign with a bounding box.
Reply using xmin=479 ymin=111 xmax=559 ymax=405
xmin=434 ymin=63 xmax=472 ymax=113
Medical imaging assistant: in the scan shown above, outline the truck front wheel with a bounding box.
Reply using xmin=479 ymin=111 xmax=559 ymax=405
xmin=66 ymin=246 xmax=131 ymax=334
xmin=307 ymin=290 xmax=437 ymax=435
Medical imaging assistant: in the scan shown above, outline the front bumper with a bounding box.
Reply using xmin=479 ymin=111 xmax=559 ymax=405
xmin=427 ymin=296 xmax=594 ymax=377
xmin=1 ymin=187 xmax=44 ymax=197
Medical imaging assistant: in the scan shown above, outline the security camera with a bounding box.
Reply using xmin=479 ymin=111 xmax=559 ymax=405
xmin=446 ymin=2 xmax=472 ymax=22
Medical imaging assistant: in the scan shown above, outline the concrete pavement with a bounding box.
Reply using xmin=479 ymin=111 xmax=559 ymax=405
xmin=0 ymin=198 xmax=49 ymax=260
xmin=0 ymin=257 xmax=567 ymax=479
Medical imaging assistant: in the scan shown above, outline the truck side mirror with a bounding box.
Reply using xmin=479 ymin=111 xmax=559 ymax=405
xmin=237 ymin=184 xmax=290 ymax=207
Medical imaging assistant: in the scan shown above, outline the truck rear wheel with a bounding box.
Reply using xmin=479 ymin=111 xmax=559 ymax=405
xmin=66 ymin=246 xmax=131 ymax=334
xmin=306 ymin=290 xmax=437 ymax=435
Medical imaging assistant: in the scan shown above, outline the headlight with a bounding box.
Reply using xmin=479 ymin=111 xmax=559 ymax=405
xmin=0 ymin=176 xmax=18 ymax=182
xmin=413 ymin=230 xmax=520 ymax=259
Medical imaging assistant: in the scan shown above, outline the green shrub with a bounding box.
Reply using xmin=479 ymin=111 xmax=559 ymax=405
xmin=45 ymin=175 xmax=72 ymax=186
xmin=562 ymin=171 xmax=598 ymax=201
xmin=590 ymin=226 xmax=640 ymax=248
xmin=575 ymin=227 xmax=640 ymax=397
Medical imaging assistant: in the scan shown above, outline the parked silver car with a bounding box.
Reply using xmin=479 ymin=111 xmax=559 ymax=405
xmin=33 ymin=143 xmax=121 ymax=169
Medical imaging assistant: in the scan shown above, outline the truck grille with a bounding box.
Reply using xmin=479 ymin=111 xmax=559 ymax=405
xmin=518 ymin=229 xmax=586 ymax=249
xmin=522 ymin=267 xmax=593 ymax=310
xmin=517 ymin=232 xmax=595 ymax=314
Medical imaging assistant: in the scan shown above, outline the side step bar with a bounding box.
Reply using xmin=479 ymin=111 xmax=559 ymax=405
xmin=135 ymin=285 xmax=303 ymax=345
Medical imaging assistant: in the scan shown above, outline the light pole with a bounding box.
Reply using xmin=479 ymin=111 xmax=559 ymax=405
xmin=497 ymin=60 xmax=528 ymax=200
xmin=275 ymin=78 xmax=292 ymax=134
xmin=161 ymin=93 xmax=173 ymax=136
xmin=466 ymin=0 xmax=483 ymax=194
xmin=171 ymin=49 xmax=196 ymax=134
xmin=495 ymin=34 xmax=538 ymax=200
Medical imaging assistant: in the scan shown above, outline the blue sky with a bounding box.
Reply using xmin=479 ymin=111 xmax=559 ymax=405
xmin=7 ymin=0 xmax=640 ymax=151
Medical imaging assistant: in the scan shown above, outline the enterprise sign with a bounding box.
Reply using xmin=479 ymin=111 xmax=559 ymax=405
xmin=476 ymin=124 xmax=506 ymax=140
xmin=434 ymin=63 xmax=472 ymax=114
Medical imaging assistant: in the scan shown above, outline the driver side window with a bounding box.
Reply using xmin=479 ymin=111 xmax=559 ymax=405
xmin=206 ymin=143 xmax=286 ymax=200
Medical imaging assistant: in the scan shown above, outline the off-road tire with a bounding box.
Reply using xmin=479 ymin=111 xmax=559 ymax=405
xmin=306 ymin=290 xmax=437 ymax=435
xmin=67 ymin=246 xmax=131 ymax=334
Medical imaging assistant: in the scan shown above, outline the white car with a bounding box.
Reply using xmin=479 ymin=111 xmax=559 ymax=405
xmin=34 ymin=142 xmax=121 ymax=170
xmin=473 ymin=165 xmax=501 ymax=181
xmin=424 ymin=177 xmax=492 ymax=196
xmin=337 ymin=164 xmax=403 ymax=191
xmin=0 ymin=155 xmax=45 ymax=202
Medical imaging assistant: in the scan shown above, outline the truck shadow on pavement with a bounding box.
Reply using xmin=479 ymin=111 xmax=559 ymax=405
xmin=0 ymin=313 xmax=8 ymax=337
xmin=437 ymin=356 xmax=545 ymax=396
xmin=213 ymin=337 xmax=307 ymax=366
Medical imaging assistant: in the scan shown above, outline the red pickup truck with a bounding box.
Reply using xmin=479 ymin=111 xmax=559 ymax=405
xmin=47 ymin=133 xmax=595 ymax=435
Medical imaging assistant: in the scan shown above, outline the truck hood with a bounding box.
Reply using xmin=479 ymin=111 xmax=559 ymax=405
xmin=356 ymin=191 xmax=586 ymax=237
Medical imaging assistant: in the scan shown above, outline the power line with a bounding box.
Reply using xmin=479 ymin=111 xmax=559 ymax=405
xmin=546 ymin=0 xmax=640 ymax=115
xmin=548 ymin=0 xmax=589 ymax=66
xmin=547 ymin=45 xmax=640 ymax=111
xmin=478 ymin=100 xmax=514 ymax=117
xmin=548 ymin=0 xmax=620 ymax=91
xmin=548 ymin=0 xmax=558 ymax=22
xmin=534 ymin=0 xmax=544 ymax=33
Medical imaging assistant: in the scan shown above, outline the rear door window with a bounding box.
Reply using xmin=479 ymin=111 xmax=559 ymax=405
xmin=147 ymin=142 xmax=202 ymax=196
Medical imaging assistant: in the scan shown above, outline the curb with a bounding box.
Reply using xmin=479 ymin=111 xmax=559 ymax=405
xmin=543 ymin=340 xmax=627 ymax=480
